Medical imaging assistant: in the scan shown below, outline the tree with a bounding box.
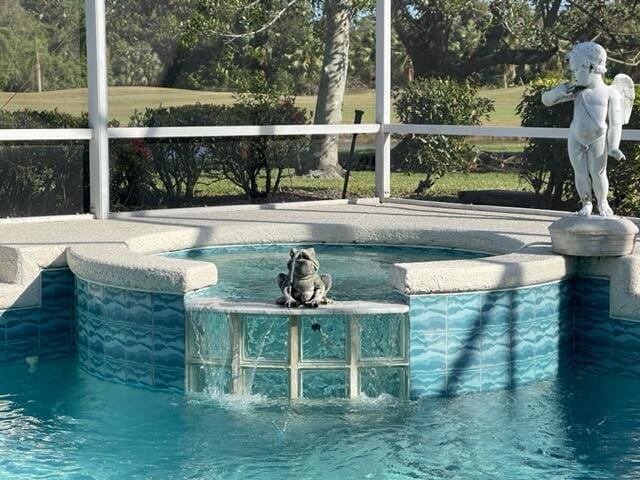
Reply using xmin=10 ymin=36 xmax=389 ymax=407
xmin=556 ymin=1 xmax=640 ymax=77
xmin=177 ymin=0 xmax=322 ymax=93
xmin=179 ymin=0 xmax=371 ymax=177
xmin=0 ymin=0 xmax=85 ymax=92
xmin=105 ymin=0 xmax=187 ymax=86
xmin=305 ymin=0 xmax=355 ymax=177
xmin=393 ymin=77 xmax=494 ymax=193
xmin=392 ymin=0 xmax=560 ymax=80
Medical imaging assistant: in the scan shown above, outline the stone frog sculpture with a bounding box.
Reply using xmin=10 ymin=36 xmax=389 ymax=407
xmin=277 ymin=248 xmax=332 ymax=308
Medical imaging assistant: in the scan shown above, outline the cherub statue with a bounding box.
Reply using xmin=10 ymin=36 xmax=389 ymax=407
xmin=542 ymin=42 xmax=635 ymax=217
xmin=276 ymin=248 xmax=332 ymax=308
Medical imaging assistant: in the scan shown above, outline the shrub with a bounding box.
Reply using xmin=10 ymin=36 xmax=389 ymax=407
xmin=517 ymin=78 xmax=640 ymax=215
xmin=608 ymin=90 xmax=640 ymax=217
xmin=116 ymin=93 xmax=309 ymax=207
xmin=516 ymin=77 xmax=576 ymax=210
xmin=392 ymin=77 xmax=494 ymax=193
xmin=109 ymin=138 xmax=157 ymax=210
xmin=0 ymin=109 xmax=88 ymax=217
xmin=209 ymin=93 xmax=309 ymax=200
xmin=127 ymin=104 xmax=227 ymax=203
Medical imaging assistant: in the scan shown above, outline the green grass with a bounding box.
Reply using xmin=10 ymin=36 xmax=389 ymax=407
xmin=0 ymin=87 xmax=377 ymax=126
xmin=479 ymin=86 xmax=526 ymax=126
xmin=0 ymin=85 xmax=525 ymax=126
xmin=473 ymin=139 xmax=526 ymax=153
xmin=194 ymin=170 xmax=528 ymax=200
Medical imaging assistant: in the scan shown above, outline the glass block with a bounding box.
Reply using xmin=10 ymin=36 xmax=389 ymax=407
xmin=359 ymin=367 xmax=407 ymax=398
xmin=359 ymin=314 xmax=406 ymax=360
xmin=243 ymin=368 xmax=289 ymax=398
xmin=244 ymin=315 xmax=289 ymax=362
xmin=188 ymin=364 xmax=232 ymax=396
xmin=301 ymin=316 xmax=347 ymax=363
xmin=187 ymin=311 xmax=232 ymax=362
xmin=300 ymin=369 xmax=347 ymax=399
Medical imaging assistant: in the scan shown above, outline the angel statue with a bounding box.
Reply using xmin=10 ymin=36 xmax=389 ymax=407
xmin=542 ymin=42 xmax=635 ymax=217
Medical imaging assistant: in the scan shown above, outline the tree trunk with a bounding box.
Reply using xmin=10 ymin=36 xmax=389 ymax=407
xmin=303 ymin=0 xmax=353 ymax=177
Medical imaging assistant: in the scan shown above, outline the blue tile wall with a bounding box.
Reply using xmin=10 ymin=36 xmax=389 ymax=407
xmin=0 ymin=268 xmax=76 ymax=366
xmin=76 ymin=277 xmax=186 ymax=392
xmin=573 ymin=276 xmax=640 ymax=380
xmin=65 ymin=272 xmax=635 ymax=398
xmin=409 ymin=280 xmax=572 ymax=399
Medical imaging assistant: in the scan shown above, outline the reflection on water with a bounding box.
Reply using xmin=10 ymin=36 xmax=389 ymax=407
xmin=168 ymin=244 xmax=487 ymax=302
xmin=0 ymin=358 xmax=639 ymax=479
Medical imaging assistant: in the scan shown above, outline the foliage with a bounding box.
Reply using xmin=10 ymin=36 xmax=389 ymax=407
xmin=0 ymin=109 xmax=87 ymax=217
xmin=517 ymin=78 xmax=640 ymax=215
xmin=557 ymin=1 xmax=640 ymax=79
xmin=178 ymin=0 xmax=325 ymax=94
xmin=127 ymin=104 xmax=228 ymax=203
xmin=116 ymin=93 xmax=309 ymax=207
xmin=109 ymin=139 xmax=157 ymax=210
xmin=0 ymin=0 xmax=86 ymax=92
xmin=605 ymin=89 xmax=640 ymax=217
xmin=209 ymin=93 xmax=309 ymax=199
xmin=392 ymin=0 xmax=556 ymax=81
xmin=392 ymin=77 xmax=494 ymax=193
xmin=516 ymin=77 xmax=575 ymax=209
xmin=347 ymin=14 xmax=375 ymax=90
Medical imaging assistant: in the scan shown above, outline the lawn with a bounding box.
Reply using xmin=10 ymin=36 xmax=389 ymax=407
xmin=0 ymin=86 xmax=525 ymax=126
xmin=193 ymin=170 xmax=528 ymax=200
xmin=480 ymin=86 xmax=525 ymax=126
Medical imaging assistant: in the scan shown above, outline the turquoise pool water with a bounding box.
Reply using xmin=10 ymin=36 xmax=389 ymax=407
xmin=1 ymin=358 xmax=639 ymax=479
xmin=167 ymin=244 xmax=487 ymax=302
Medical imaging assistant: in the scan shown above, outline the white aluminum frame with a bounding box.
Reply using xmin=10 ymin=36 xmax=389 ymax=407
xmin=375 ymin=0 xmax=391 ymax=200
xmin=85 ymin=0 xmax=110 ymax=219
xmin=1 ymin=1 xmax=639 ymax=221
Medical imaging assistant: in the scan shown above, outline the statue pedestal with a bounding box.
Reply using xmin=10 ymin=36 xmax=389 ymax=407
xmin=549 ymin=215 xmax=639 ymax=257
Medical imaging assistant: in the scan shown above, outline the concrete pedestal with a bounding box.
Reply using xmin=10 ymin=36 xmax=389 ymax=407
xmin=549 ymin=215 xmax=639 ymax=257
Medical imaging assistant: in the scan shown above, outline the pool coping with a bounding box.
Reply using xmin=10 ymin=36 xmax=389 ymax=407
xmin=1 ymin=198 xmax=639 ymax=319
xmin=65 ymin=229 xmax=574 ymax=296
xmin=186 ymin=297 xmax=410 ymax=315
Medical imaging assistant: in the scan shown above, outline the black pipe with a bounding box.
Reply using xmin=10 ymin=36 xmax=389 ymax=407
xmin=341 ymin=109 xmax=365 ymax=199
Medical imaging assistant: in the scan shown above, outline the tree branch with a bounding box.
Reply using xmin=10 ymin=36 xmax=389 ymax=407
xmin=465 ymin=47 xmax=557 ymax=75
xmin=208 ymin=0 xmax=300 ymax=42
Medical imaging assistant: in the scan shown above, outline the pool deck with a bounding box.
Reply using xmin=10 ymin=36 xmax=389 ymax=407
xmin=1 ymin=198 xmax=639 ymax=318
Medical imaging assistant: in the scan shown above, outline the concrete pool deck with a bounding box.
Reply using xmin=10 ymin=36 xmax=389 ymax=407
xmin=1 ymin=198 xmax=639 ymax=318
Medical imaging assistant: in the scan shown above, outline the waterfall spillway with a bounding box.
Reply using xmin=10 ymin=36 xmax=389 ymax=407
xmin=186 ymin=304 xmax=410 ymax=400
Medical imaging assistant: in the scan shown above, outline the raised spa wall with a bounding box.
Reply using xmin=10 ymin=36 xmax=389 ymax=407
xmin=1 ymin=266 xmax=639 ymax=397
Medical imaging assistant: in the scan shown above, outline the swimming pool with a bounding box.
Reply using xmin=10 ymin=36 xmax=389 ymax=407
xmin=166 ymin=243 xmax=487 ymax=302
xmin=1 ymin=357 xmax=638 ymax=479
xmin=2 ymin=202 xmax=640 ymax=478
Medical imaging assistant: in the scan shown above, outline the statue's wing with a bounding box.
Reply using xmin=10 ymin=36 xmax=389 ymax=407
xmin=612 ymin=74 xmax=635 ymax=124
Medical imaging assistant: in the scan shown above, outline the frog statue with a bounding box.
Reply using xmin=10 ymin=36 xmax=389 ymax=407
xmin=276 ymin=248 xmax=332 ymax=308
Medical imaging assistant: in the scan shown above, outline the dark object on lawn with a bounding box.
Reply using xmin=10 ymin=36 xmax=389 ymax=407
xmin=458 ymin=190 xmax=539 ymax=208
xmin=342 ymin=109 xmax=365 ymax=199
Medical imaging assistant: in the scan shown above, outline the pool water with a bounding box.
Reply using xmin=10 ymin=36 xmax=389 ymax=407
xmin=1 ymin=358 xmax=639 ymax=479
xmin=168 ymin=244 xmax=486 ymax=302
